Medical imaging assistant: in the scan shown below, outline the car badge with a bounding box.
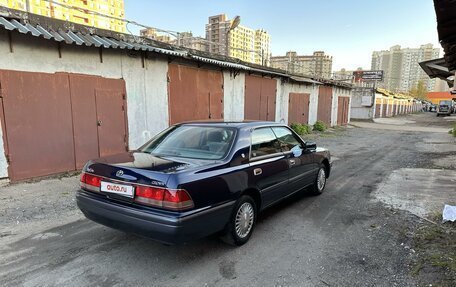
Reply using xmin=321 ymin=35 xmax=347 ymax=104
xmin=116 ymin=170 xmax=124 ymax=177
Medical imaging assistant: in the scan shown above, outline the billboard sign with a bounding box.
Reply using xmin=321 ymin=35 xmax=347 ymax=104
xmin=353 ymin=70 xmax=384 ymax=82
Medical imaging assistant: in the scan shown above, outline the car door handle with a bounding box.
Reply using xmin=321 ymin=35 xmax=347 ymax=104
xmin=253 ymin=168 xmax=262 ymax=176
xmin=289 ymin=159 xmax=296 ymax=165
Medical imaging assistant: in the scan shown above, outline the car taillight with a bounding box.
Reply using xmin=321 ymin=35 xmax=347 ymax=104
xmin=80 ymin=173 xmax=102 ymax=192
xmin=163 ymin=189 xmax=194 ymax=210
xmin=134 ymin=185 xmax=194 ymax=211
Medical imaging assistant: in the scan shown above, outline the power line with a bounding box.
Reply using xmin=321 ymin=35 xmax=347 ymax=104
xmin=5 ymin=1 xmax=242 ymax=52
xmin=13 ymin=0 xmax=180 ymax=37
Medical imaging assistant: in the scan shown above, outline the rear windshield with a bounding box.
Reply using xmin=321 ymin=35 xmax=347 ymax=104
xmin=140 ymin=126 xmax=236 ymax=160
xmin=439 ymin=100 xmax=452 ymax=105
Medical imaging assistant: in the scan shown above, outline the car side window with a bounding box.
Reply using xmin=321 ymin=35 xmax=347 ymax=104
xmin=251 ymin=128 xmax=281 ymax=158
xmin=271 ymin=127 xmax=302 ymax=152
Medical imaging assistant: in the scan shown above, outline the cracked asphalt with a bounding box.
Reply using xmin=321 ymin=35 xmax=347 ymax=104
xmin=0 ymin=112 xmax=454 ymax=287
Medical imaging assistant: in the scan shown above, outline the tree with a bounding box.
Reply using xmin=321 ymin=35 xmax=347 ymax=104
xmin=409 ymin=80 xmax=427 ymax=100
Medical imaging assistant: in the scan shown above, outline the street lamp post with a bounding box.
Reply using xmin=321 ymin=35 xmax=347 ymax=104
xmin=225 ymin=16 xmax=240 ymax=57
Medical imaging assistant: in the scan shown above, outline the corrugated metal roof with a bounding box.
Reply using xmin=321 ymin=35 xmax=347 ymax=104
xmin=0 ymin=16 xmax=187 ymax=57
xmin=0 ymin=15 xmax=330 ymax=86
xmin=289 ymin=75 xmax=321 ymax=85
xmin=191 ymin=55 xmax=248 ymax=70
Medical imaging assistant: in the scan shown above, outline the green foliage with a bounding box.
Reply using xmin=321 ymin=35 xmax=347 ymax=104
xmin=409 ymin=80 xmax=427 ymax=100
xmin=290 ymin=123 xmax=311 ymax=135
xmin=451 ymin=124 xmax=456 ymax=137
xmin=313 ymin=120 xmax=327 ymax=132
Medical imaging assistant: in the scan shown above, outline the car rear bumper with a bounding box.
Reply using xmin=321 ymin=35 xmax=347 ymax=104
xmin=76 ymin=190 xmax=234 ymax=244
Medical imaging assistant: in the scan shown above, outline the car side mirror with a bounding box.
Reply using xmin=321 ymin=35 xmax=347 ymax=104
xmin=305 ymin=142 xmax=317 ymax=150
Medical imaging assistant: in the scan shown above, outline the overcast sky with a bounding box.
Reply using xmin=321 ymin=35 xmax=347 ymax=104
xmin=124 ymin=0 xmax=440 ymax=71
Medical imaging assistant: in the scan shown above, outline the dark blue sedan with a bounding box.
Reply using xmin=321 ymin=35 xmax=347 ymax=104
xmin=76 ymin=121 xmax=332 ymax=246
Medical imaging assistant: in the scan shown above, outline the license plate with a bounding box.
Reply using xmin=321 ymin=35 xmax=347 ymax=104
xmin=101 ymin=181 xmax=134 ymax=198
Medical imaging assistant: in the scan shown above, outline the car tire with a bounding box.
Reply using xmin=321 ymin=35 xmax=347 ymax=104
xmin=310 ymin=165 xmax=327 ymax=195
xmin=221 ymin=195 xmax=257 ymax=246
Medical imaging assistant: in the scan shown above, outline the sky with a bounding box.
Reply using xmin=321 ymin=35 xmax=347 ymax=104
xmin=124 ymin=0 xmax=440 ymax=71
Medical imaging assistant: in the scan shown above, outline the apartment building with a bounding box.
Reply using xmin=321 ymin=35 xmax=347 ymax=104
xmin=254 ymin=29 xmax=271 ymax=66
xmin=140 ymin=29 xmax=208 ymax=52
xmin=371 ymin=44 xmax=440 ymax=92
xmin=140 ymin=28 xmax=173 ymax=43
xmin=333 ymin=68 xmax=364 ymax=81
xmin=175 ymin=32 xmax=208 ymax=52
xmin=270 ymin=51 xmax=333 ymax=78
xmin=205 ymin=14 xmax=271 ymax=65
xmin=0 ymin=0 xmax=125 ymax=32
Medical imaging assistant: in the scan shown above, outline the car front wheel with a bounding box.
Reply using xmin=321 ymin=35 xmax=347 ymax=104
xmin=310 ymin=165 xmax=327 ymax=195
xmin=221 ymin=195 xmax=257 ymax=246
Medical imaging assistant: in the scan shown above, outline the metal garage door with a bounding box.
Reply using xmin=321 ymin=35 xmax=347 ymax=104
xmin=375 ymin=102 xmax=381 ymax=118
xmin=0 ymin=70 xmax=128 ymax=181
xmin=168 ymin=63 xmax=224 ymax=125
xmin=337 ymin=97 xmax=350 ymax=125
xmin=0 ymin=71 xmax=75 ymax=180
xmin=69 ymin=75 xmax=128 ymax=168
xmin=244 ymin=75 xmax=277 ymax=121
xmin=317 ymin=86 xmax=332 ymax=125
xmin=288 ymin=93 xmax=310 ymax=124
xmin=382 ymin=100 xmax=387 ymax=117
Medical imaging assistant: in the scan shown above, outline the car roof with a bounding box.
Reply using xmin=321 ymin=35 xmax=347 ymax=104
xmin=176 ymin=120 xmax=287 ymax=129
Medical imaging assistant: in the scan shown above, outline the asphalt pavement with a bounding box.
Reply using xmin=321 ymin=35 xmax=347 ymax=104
xmin=0 ymin=112 xmax=455 ymax=287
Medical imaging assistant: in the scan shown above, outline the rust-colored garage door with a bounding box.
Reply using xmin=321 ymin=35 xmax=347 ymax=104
xmin=69 ymin=74 xmax=128 ymax=168
xmin=0 ymin=70 xmax=128 ymax=181
xmin=317 ymin=86 xmax=332 ymax=125
xmin=244 ymin=75 xmax=276 ymax=121
xmin=288 ymin=93 xmax=310 ymax=124
xmin=0 ymin=71 xmax=75 ymax=180
xmin=375 ymin=103 xmax=381 ymax=118
xmin=382 ymin=101 xmax=387 ymax=117
xmin=168 ymin=63 xmax=223 ymax=125
xmin=337 ymin=97 xmax=350 ymax=125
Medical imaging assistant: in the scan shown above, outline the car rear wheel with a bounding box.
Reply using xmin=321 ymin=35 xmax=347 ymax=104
xmin=310 ymin=165 xmax=327 ymax=195
xmin=221 ymin=195 xmax=257 ymax=246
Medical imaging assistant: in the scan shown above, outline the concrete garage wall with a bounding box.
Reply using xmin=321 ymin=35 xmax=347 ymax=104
xmin=275 ymin=81 xmax=319 ymax=125
xmin=351 ymin=93 xmax=375 ymax=119
xmin=223 ymin=71 xmax=245 ymax=121
xmin=0 ymin=28 xmax=354 ymax=179
xmin=0 ymin=30 xmax=169 ymax=150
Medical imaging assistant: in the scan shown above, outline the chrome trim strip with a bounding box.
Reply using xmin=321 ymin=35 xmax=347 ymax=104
xmin=83 ymin=172 xmax=167 ymax=189
xmin=249 ymin=154 xmax=285 ymax=166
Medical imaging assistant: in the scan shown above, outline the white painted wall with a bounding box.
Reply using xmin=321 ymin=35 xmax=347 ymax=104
xmin=0 ymin=120 xmax=8 ymax=178
xmin=330 ymin=88 xmax=339 ymax=127
xmin=223 ymin=71 xmax=245 ymax=121
xmin=0 ymin=29 xmax=353 ymax=179
xmin=0 ymin=30 xmax=169 ymax=151
xmin=0 ymin=30 xmax=170 ymax=177
xmin=350 ymin=93 xmax=374 ymax=119
xmin=275 ymin=79 xmax=319 ymax=125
